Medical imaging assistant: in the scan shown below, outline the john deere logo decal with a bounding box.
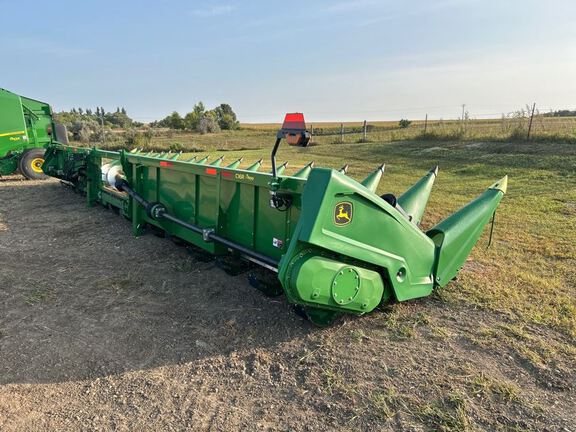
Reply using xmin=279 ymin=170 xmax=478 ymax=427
xmin=334 ymin=202 xmax=353 ymax=226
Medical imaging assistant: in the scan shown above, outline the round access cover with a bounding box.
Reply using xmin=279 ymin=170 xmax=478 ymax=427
xmin=331 ymin=267 xmax=360 ymax=305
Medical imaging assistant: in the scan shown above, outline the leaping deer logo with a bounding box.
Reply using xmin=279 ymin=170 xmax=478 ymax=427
xmin=334 ymin=202 xmax=353 ymax=225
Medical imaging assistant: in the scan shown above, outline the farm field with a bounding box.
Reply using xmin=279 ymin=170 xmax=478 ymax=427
xmin=95 ymin=115 xmax=576 ymax=153
xmin=0 ymin=136 xmax=575 ymax=431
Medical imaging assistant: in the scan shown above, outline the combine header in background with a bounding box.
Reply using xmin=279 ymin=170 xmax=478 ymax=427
xmin=0 ymin=88 xmax=67 ymax=179
xmin=43 ymin=113 xmax=507 ymax=325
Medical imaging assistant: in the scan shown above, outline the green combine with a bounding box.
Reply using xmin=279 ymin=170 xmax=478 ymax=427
xmin=42 ymin=113 xmax=507 ymax=325
xmin=0 ymin=88 xmax=67 ymax=179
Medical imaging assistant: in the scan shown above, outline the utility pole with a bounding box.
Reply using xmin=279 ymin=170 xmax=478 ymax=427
xmin=362 ymin=120 xmax=367 ymax=141
xmin=340 ymin=123 xmax=344 ymax=143
xmin=527 ymin=102 xmax=536 ymax=141
xmin=424 ymin=114 xmax=428 ymax=133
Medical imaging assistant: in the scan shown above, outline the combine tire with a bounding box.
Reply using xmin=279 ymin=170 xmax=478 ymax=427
xmin=19 ymin=148 xmax=47 ymax=180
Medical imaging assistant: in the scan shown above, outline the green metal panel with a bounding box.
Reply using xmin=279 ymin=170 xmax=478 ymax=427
xmin=0 ymin=88 xmax=58 ymax=175
xmin=427 ymin=176 xmax=507 ymax=286
xmin=397 ymin=166 xmax=438 ymax=225
xmin=219 ymin=180 xmax=256 ymax=247
xmin=279 ymin=168 xmax=437 ymax=305
xmin=287 ymin=254 xmax=385 ymax=314
xmin=0 ymin=89 xmax=28 ymax=159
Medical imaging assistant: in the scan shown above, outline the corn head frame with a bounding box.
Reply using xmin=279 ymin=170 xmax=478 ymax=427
xmin=42 ymin=114 xmax=507 ymax=325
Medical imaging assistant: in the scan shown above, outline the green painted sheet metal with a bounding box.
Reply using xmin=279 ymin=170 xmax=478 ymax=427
xmin=427 ymin=176 xmax=507 ymax=286
xmin=246 ymin=159 xmax=263 ymax=171
xmin=397 ymin=166 xmax=438 ymax=225
xmin=360 ymin=164 xmax=385 ymax=193
xmin=0 ymin=88 xmax=56 ymax=173
xmin=292 ymin=161 xmax=314 ymax=178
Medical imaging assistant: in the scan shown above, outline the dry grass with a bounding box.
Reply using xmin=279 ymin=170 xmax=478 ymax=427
xmin=86 ymin=115 xmax=576 ymax=152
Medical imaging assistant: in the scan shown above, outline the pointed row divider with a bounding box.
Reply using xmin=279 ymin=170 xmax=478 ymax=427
xmin=338 ymin=164 xmax=349 ymax=174
xmin=170 ymin=152 xmax=182 ymax=160
xmin=361 ymin=164 xmax=385 ymax=193
xmin=293 ymin=161 xmax=315 ymax=179
xmin=226 ymin=157 xmax=243 ymax=169
xmin=209 ymin=156 xmax=224 ymax=166
xmin=182 ymin=155 xmax=197 ymax=162
xmin=246 ymin=158 xmax=263 ymax=172
xmin=197 ymin=155 xmax=209 ymax=164
xmin=272 ymin=161 xmax=288 ymax=175
xmin=397 ymin=165 xmax=439 ymax=226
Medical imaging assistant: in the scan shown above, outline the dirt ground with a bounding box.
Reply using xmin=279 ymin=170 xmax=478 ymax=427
xmin=0 ymin=175 xmax=574 ymax=431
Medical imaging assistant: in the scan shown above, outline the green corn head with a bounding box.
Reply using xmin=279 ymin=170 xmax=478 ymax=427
xmin=42 ymin=113 xmax=507 ymax=325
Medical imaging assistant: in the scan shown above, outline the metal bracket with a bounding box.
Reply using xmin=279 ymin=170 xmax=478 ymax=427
xmin=202 ymin=228 xmax=215 ymax=242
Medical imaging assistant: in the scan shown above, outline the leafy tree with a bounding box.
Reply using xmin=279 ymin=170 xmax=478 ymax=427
xmin=212 ymin=103 xmax=239 ymax=130
xmin=70 ymin=119 xmax=99 ymax=142
xmin=197 ymin=111 xmax=221 ymax=134
xmin=152 ymin=102 xmax=239 ymax=132
xmin=104 ymin=110 xmax=132 ymax=128
xmin=183 ymin=102 xmax=206 ymax=131
xmin=399 ymin=119 xmax=412 ymax=128
xmin=159 ymin=111 xmax=185 ymax=130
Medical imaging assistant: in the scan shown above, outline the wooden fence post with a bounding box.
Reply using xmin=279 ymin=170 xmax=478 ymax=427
xmin=527 ymin=102 xmax=536 ymax=140
xmin=340 ymin=123 xmax=344 ymax=143
xmin=363 ymin=120 xmax=367 ymax=141
xmin=424 ymin=114 xmax=428 ymax=133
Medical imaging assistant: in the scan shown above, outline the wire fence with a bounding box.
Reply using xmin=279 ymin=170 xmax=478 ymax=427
xmin=307 ymin=113 xmax=576 ymax=144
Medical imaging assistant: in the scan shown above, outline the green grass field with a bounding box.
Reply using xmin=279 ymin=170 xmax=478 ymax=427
xmin=96 ymin=115 xmax=576 ymax=153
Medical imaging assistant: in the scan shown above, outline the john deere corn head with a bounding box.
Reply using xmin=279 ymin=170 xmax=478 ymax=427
xmin=42 ymin=114 xmax=507 ymax=325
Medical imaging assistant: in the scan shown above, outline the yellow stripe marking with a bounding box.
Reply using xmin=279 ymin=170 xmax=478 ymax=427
xmin=0 ymin=130 xmax=26 ymax=137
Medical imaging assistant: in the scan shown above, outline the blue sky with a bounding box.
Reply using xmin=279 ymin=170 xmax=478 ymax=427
xmin=1 ymin=0 xmax=575 ymax=122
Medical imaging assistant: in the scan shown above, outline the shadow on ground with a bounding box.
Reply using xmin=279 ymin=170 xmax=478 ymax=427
xmin=0 ymin=179 xmax=312 ymax=385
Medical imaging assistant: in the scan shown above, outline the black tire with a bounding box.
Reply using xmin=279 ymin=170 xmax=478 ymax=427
xmin=19 ymin=148 xmax=48 ymax=180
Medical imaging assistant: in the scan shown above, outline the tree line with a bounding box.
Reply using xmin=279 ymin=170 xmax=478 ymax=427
xmin=543 ymin=109 xmax=576 ymax=117
xmin=150 ymin=102 xmax=239 ymax=133
xmin=55 ymin=106 xmax=137 ymax=129
xmin=53 ymin=102 xmax=239 ymax=143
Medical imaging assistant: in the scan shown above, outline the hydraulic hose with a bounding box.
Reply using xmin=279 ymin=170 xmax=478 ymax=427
xmin=116 ymin=178 xmax=278 ymax=268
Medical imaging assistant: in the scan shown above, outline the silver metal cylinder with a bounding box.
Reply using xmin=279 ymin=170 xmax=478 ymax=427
xmin=101 ymin=162 xmax=124 ymax=189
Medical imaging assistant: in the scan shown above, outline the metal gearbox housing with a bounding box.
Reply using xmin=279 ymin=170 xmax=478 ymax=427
xmin=283 ymin=249 xmax=387 ymax=314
